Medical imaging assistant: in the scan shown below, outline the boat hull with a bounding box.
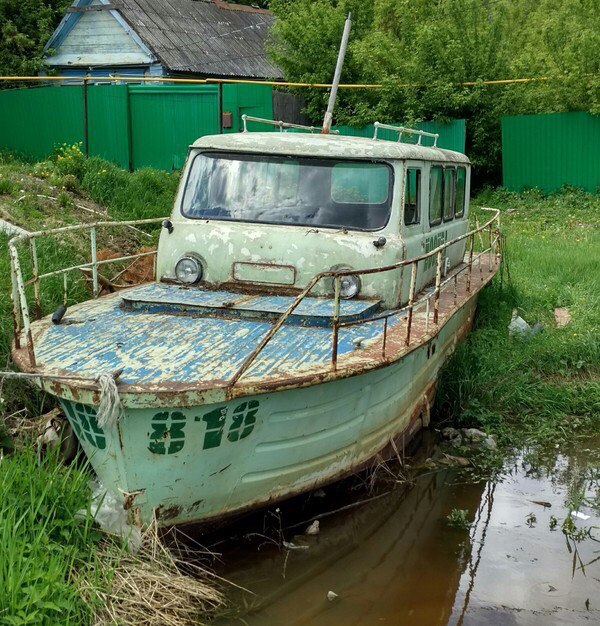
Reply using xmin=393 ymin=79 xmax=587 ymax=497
xmin=58 ymin=292 xmax=478 ymax=526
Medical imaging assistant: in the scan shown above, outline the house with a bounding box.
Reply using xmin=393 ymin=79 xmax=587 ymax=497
xmin=43 ymin=0 xmax=283 ymax=81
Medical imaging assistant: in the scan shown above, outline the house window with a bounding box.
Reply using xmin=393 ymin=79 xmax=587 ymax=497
xmin=455 ymin=167 xmax=467 ymax=217
xmin=404 ymin=168 xmax=421 ymax=225
xmin=443 ymin=168 xmax=455 ymax=221
xmin=429 ymin=166 xmax=443 ymax=226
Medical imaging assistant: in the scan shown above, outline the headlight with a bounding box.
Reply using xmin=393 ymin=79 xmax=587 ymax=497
xmin=175 ymin=256 xmax=202 ymax=284
xmin=338 ymin=274 xmax=361 ymax=299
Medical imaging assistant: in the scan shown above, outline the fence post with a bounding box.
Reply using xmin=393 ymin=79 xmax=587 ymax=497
xmin=466 ymin=233 xmax=474 ymax=293
xmin=9 ymin=243 xmax=35 ymax=367
xmin=29 ymin=238 xmax=41 ymax=319
xmin=10 ymin=259 xmax=21 ymax=349
xmin=126 ymin=85 xmax=134 ymax=171
xmin=488 ymin=223 xmax=493 ymax=272
xmin=90 ymin=226 xmax=99 ymax=298
xmin=83 ymin=78 xmax=89 ymax=157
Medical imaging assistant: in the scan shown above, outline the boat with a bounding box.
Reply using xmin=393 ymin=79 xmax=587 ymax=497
xmin=8 ymin=117 xmax=500 ymax=525
xmin=7 ymin=16 xmax=500 ymax=526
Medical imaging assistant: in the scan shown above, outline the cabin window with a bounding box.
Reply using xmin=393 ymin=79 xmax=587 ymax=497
xmin=331 ymin=162 xmax=390 ymax=205
xmin=443 ymin=168 xmax=455 ymax=221
xmin=429 ymin=166 xmax=443 ymax=226
xmin=404 ymin=168 xmax=421 ymax=225
xmin=181 ymin=152 xmax=393 ymax=231
xmin=455 ymin=167 xmax=466 ymax=217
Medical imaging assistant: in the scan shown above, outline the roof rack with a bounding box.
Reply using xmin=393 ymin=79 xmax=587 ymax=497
xmin=373 ymin=121 xmax=439 ymax=147
xmin=241 ymin=114 xmax=340 ymax=135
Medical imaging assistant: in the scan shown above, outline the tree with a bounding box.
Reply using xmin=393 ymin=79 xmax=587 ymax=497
xmin=0 ymin=0 xmax=71 ymax=81
xmin=268 ymin=0 xmax=600 ymax=186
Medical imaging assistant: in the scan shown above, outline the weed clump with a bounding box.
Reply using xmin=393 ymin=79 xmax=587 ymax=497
xmin=0 ymin=175 xmax=15 ymax=196
xmin=80 ymin=158 xmax=177 ymax=220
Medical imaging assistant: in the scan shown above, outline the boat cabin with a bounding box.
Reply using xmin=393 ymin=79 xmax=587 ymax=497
xmin=156 ymin=121 xmax=470 ymax=308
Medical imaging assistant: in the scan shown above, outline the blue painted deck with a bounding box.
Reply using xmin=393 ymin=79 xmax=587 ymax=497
xmin=33 ymin=284 xmax=404 ymax=387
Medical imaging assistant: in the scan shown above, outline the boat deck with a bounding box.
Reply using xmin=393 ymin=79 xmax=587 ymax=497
xmin=14 ymin=254 xmax=499 ymax=406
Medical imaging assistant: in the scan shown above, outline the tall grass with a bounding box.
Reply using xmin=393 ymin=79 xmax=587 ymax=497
xmin=48 ymin=143 xmax=178 ymax=221
xmin=436 ymin=187 xmax=600 ymax=446
xmin=0 ymin=449 xmax=105 ymax=624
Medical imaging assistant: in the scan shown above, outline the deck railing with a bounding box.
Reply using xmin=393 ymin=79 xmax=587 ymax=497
xmin=8 ymin=210 xmax=500 ymax=383
xmin=227 ymin=208 xmax=501 ymax=385
xmin=8 ymin=218 xmax=164 ymax=367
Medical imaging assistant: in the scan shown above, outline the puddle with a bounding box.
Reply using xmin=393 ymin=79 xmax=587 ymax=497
xmin=208 ymin=433 xmax=600 ymax=625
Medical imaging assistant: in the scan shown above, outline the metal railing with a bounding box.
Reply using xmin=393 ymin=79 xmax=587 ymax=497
xmin=241 ymin=114 xmax=340 ymax=135
xmin=228 ymin=208 xmax=500 ymax=386
xmin=372 ymin=122 xmax=440 ymax=147
xmin=8 ymin=218 xmax=165 ymax=367
xmin=8 ymin=211 xmax=500 ymax=385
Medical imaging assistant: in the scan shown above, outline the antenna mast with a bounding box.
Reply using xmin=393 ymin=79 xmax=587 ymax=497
xmin=321 ymin=13 xmax=352 ymax=134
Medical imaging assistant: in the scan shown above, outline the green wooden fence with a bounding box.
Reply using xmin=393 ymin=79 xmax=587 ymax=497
xmin=502 ymin=111 xmax=600 ymax=193
xmin=0 ymin=83 xmax=466 ymax=170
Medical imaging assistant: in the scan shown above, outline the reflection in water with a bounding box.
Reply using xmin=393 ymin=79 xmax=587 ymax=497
xmin=210 ymin=435 xmax=600 ymax=626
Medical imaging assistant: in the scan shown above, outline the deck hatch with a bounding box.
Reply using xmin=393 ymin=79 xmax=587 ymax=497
xmin=120 ymin=282 xmax=380 ymax=326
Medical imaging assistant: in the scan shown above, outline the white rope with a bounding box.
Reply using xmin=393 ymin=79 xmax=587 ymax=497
xmin=95 ymin=373 xmax=123 ymax=430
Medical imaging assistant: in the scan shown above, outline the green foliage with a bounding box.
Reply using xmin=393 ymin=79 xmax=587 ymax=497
xmin=53 ymin=143 xmax=86 ymax=180
xmin=269 ymin=0 xmax=600 ymax=186
xmin=0 ymin=175 xmax=16 ymax=195
xmin=0 ymin=0 xmax=71 ymax=81
xmin=80 ymin=158 xmax=178 ymax=220
xmin=0 ymin=448 xmax=106 ymax=624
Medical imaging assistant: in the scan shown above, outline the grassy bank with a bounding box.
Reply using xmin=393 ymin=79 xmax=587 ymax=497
xmin=0 ymin=150 xmax=599 ymax=623
xmin=438 ymin=187 xmax=600 ymax=447
xmin=0 ymin=450 xmax=106 ymax=624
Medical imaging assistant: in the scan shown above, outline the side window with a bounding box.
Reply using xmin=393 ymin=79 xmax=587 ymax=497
xmin=429 ymin=166 xmax=443 ymax=226
xmin=404 ymin=168 xmax=421 ymax=225
xmin=443 ymin=168 xmax=455 ymax=221
xmin=455 ymin=167 xmax=466 ymax=217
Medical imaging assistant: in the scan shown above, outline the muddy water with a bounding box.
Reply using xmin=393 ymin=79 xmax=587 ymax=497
xmin=211 ymin=434 xmax=600 ymax=625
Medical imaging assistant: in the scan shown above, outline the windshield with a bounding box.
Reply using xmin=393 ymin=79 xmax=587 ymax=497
xmin=181 ymin=152 xmax=393 ymax=231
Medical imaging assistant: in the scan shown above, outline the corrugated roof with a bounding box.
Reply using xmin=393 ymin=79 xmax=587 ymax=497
xmin=113 ymin=0 xmax=282 ymax=79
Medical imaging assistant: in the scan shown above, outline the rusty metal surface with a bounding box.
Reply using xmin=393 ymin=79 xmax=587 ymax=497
xmin=11 ymin=252 xmax=499 ymax=410
xmin=8 ymin=206 xmax=500 ymax=412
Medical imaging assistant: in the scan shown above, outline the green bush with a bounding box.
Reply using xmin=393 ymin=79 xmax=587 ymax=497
xmin=53 ymin=143 xmax=86 ymax=181
xmin=79 ymin=158 xmax=177 ymax=220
